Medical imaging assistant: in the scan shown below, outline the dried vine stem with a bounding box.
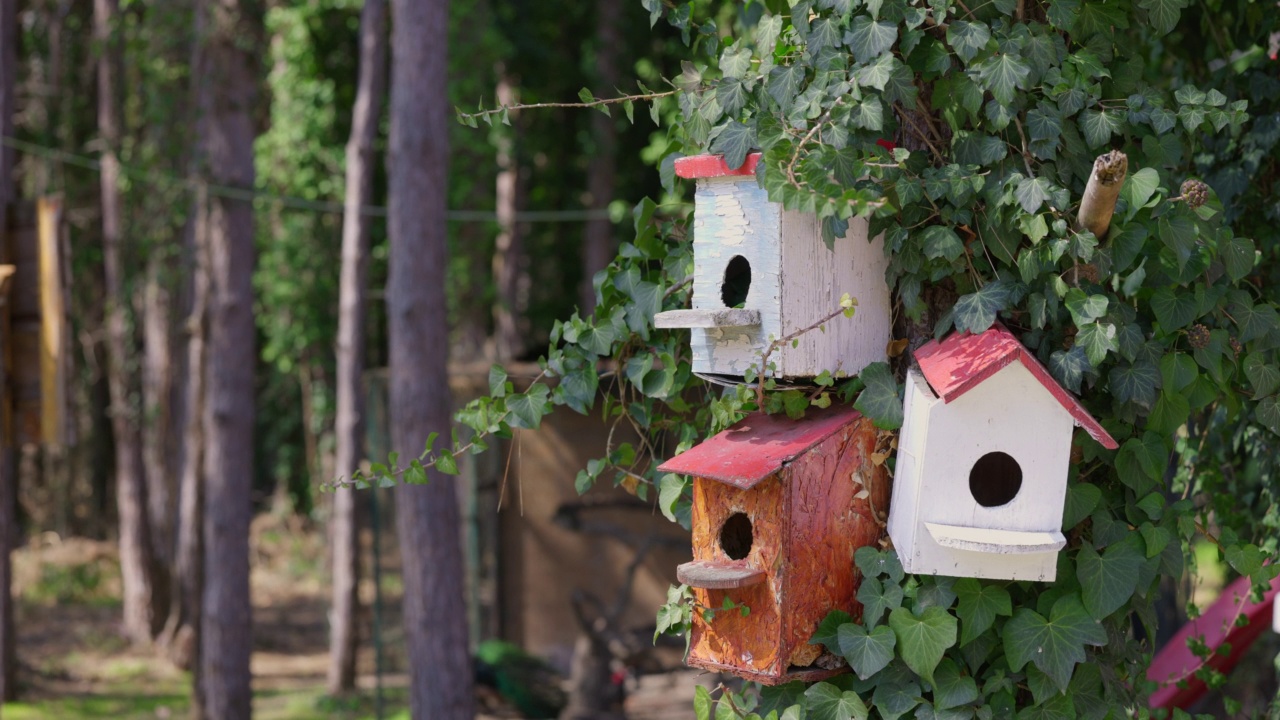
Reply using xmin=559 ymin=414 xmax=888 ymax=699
xmin=1076 ymin=149 xmax=1129 ymax=239
xmin=458 ymin=89 xmax=678 ymax=123
xmin=755 ymin=296 xmax=857 ymax=408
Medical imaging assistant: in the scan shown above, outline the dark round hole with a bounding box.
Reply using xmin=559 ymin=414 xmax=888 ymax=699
xmin=969 ymin=451 xmax=1023 ymax=507
xmin=721 ymin=255 xmax=752 ymax=308
xmin=719 ymin=512 xmax=753 ymax=560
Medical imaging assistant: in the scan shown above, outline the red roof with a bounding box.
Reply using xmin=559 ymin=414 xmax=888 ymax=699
xmin=657 ymin=405 xmax=864 ymax=489
xmin=914 ymin=324 xmax=1118 ymax=449
xmin=674 ymin=153 xmax=761 ymax=179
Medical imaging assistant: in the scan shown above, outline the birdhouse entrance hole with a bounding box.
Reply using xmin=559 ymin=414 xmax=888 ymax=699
xmin=969 ymin=451 xmax=1023 ymax=507
xmin=719 ymin=512 xmax=754 ymax=560
xmin=721 ymin=256 xmax=751 ymax=308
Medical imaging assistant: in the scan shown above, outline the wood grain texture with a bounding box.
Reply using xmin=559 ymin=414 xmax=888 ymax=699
xmin=683 ymin=412 xmax=887 ymax=683
xmin=677 ymin=560 xmax=767 ymax=589
xmin=654 ymin=308 xmax=760 ymax=329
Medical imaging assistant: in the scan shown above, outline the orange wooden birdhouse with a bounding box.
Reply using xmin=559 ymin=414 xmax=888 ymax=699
xmin=658 ymin=405 xmax=889 ymax=684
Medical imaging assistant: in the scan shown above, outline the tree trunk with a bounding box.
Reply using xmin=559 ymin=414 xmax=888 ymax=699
xmin=577 ymin=0 xmax=622 ymax=316
xmin=198 ymin=0 xmax=259 ymax=715
xmin=388 ymin=0 xmax=475 ymax=717
xmin=0 ymin=0 xmax=17 ymax=701
xmin=143 ymin=258 xmax=175 ymax=570
xmin=97 ymin=0 xmax=162 ymax=644
xmin=491 ymin=71 xmax=527 ymax=361
xmin=328 ymin=0 xmax=387 ymax=696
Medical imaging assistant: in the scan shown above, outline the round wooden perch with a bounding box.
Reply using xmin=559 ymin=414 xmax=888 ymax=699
xmin=1076 ymin=150 xmax=1128 ymax=239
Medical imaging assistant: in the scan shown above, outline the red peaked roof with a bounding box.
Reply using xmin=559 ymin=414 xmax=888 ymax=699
xmin=657 ymin=405 xmax=864 ymax=489
xmin=674 ymin=153 xmax=761 ymax=179
xmin=914 ymin=324 xmax=1118 ymax=450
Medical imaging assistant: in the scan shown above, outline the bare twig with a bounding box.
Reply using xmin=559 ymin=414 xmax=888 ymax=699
xmin=459 ymin=89 xmax=679 ymax=123
xmin=1013 ymin=117 xmax=1035 ymax=177
xmin=755 ymin=299 xmax=856 ymax=408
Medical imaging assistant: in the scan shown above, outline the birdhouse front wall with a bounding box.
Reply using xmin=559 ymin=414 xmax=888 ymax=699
xmin=688 ymin=177 xmax=783 ymax=377
xmin=891 ymin=363 xmax=1075 ymax=581
xmin=687 ymin=473 xmax=787 ymax=678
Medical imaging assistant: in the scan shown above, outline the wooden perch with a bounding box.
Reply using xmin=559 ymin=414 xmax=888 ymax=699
xmin=1076 ymin=150 xmax=1128 ymax=239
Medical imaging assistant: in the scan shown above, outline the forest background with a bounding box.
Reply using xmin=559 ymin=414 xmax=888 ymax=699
xmin=0 ymin=0 xmax=1277 ymax=718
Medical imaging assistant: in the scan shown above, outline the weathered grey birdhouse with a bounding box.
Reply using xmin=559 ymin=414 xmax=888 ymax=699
xmin=654 ymin=153 xmax=890 ymax=380
xmin=658 ymin=405 xmax=889 ymax=684
xmin=887 ymin=324 xmax=1118 ymax=581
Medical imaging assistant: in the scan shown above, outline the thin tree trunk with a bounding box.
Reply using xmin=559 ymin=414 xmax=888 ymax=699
xmin=97 ymin=0 xmax=161 ymax=644
xmin=577 ymin=0 xmax=622 ymax=316
xmin=198 ymin=0 xmax=259 ymax=715
xmin=328 ymin=0 xmax=387 ymax=696
xmin=388 ymin=0 xmax=475 ymax=717
xmin=143 ymin=259 xmax=175 ymax=570
xmin=0 ymin=0 xmax=17 ymax=701
xmin=491 ymin=71 xmax=526 ymax=361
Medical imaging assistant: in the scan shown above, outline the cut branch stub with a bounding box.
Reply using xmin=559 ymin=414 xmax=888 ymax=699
xmin=1076 ymin=150 xmax=1128 ymax=240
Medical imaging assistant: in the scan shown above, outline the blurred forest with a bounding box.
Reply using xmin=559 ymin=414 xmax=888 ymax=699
xmin=0 ymin=0 xmax=709 ymax=717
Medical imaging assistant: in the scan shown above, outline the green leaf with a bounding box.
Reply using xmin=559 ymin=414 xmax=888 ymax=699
xmin=1138 ymin=0 xmax=1187 ymax=35
xmin=921 ymin=225 xmax=965 ymax=261
xmin=946 ymin=20 xmax=990 ymax=64
xmin=711 ymin=120 xmax=757 ymax=170
xmin=1109 ymin=359 xmax=1159 ymax=408
xmin=1259 ymin=395 xmax=1280 ymax=435
xmin=809 ymin=17 xmax=842 ymax=51
xmin=846 ymin=17 xmax=898 ymax=63
xmin=1121 ymin=167 xmax=1160 ymax=211
xmin=1224 ymin=544 xmax=1265 ymax=578
xmin=1016 ymin=176 xmax=1052 ymax=214
xmin=932 ymin=659 xmax=979 ymax=710
xmin=1148 ymin=389 xmax=1191 ymax=435
xmin=805 ymin=682 xmax=870 ymax=720
xmin=888 ymin=606 xmax=957 ymax=684
xmin=1160 ymin=352 xmax=1198 ymax=392
xmin=953 ymin=281 xmax=1012 ymax=333
xmin=435 ymin=452 xmax=459 ymax=476
xmin=813 ymin=609 xmax=855 ymax=650
xmin=1245 ymin=354 xmax=1280 ymax=398
xmin=506 ymin=384 xmax=551 ymax=429
xmin=1076 ymin=537 xmax=1143 ymax=619
xmin=767 ymin=64 xmax=806 ymax=111
xmin=1158 ymin=215 xmax=1197 ymax=272
xmin=1150 ymin=288 xmax=1197 ymax=331
xmin=858 ymin=576 xmax=905 ymax=626
xmin=1233 ymin=301 xmax=1279 ymax=344
xmin=695 ymin=686 xmax=712 ymax=720
xmin=1062 ymin=483 xmax=1101 ymax=529
xmin=1049 ymin=347 xmax=1090 ymax=393
xmin=658 ymin=473 xmax=687 ymax=523
xmin=954 ymin=579 xmax=1012 ymax=645
xmin=854 ymin=362 xmax=904 ymax=429
xmin=1065 ymin=289 xmax=1109 ymax=325
xmin=488 ymin=365 xmax=509 ymax=398
xmin=1076 ymin=322 xmax=1117 ymax=366
xmin=720 ymin=43 xmax=753 ymax=78
xmin=974 ymin=53 xmax=1031 ymax=105
xmin=1079 ymin=109 xmax=1120 ymax=148
xmin=1027 ymin=105 xmax=1063 ymax=141
xmin=838 ymin=623 xmax=897 ymax=680
xmin=1220 ymin=236 xmax=1256 ymax=282
xmin=1003 ymin=595 xmax=1107 ymax=693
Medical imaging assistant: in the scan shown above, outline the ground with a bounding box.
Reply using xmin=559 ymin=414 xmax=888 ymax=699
xmin=2 ymin=514 xmax=703 ymax=720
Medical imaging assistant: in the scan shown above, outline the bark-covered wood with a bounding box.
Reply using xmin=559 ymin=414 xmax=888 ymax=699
xmin=577 ymin=0 xmax=622 ymax=316
xmin=0 ymin=0 xmax=17 ymax=700
xmin=198 ymin=0 xmax=259 ymax=715
xmin=328 ymin=0 xmax=387 ymax=695
xmin=492 ymin=72 xmax=526 ymax=361
xmin=143 ymin=259 xmax=175 ymax=571
xmin=388 ymin=0 xmax=475 ymax=717
xmin=97 ymin=0 xmax=162 ymax=644
xmin=1076 ymin=150 xmax=1128 ymax=240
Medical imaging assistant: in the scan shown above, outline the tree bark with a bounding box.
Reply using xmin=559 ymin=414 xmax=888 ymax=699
xmin=97 ymin=0 xmax=162 ymax=645
xmin=0 ymin=0 xmax=16 ymax=697
xmin=577 ymin=0 xmax=622 ymax=316
xmin=1076 ymin=150 xmax=1128 ymax=240
xmin=491 ymin=71 xmax=527 ymax=361
xmin=143 ymin=258 xmax=175 ymax=570
xmin=198 ymin=0 xmax=259 ymax=716
xmin=388 ymin=0 xmax=475 ymax=717
xmin=328 ymin=0 xmax=387 ymax=695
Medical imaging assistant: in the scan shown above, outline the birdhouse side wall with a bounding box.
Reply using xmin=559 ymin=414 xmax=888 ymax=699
xmin=783 ymin=414 xmax=889 ymax=666
xmin=886 ymin=370 xmax=939 ymax=568
xmin=777 ymin=211 xmax=890 ymax=378
xmin=909 ymin=362 xmax=1075 ymax=579
xmin=687 ymin=474 xmax=788 ymax=678
xmin=689 ymin=177 xmax=783 ymax=376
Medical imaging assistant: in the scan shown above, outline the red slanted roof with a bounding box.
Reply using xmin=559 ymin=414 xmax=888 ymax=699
xmin=914 ymin=324 xmax=1118 ymax=450
xmin=657 ymin=405 xmax=863 ymax=489
xmin=674 ymin=153 xmax=761 ymax=179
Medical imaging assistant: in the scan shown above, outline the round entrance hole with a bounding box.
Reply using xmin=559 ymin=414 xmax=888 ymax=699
xmin=721 ymin=255 xmax=752 ymax=308
xmin=719 ymin=512 xmax=753 ymax=560
xmin=968 ymin=451 xmax=1023 ymax=507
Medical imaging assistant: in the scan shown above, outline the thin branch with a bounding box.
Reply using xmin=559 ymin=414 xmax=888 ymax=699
xmin=1013 ymin=116 xmax=1035 ymax=178
xmin=755 ymin=302 xmax=854 ymax=408
xmin=458 ymin=89 xmax=679 ymax=123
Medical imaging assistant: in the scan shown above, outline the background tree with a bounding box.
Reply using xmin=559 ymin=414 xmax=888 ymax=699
xmin=0 ymin=0 xmax=15 ymax=700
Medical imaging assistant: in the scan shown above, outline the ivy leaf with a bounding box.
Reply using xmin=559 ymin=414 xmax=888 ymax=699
xmin=719 ymin=43 xmax=753 ymax=78
xmin=1121 ymin=167 xmax=1160 ymax=211
xmin=955 ymin=579 xmax=1012 ymax=645
xmin=1245 ymin=354 xmax=1280 ymax=398
xmin=858 ymin=575 xmax=905 ymax=625
xmin=809 ymin=17 xmax=843 ymax=51
xmin=1224 ymin=544 xmax=1266 ymax=578
xmin=1049 ymin=346 xmax=1090 ymax=393
xmin=506 ymin=384 xmax=551 ymax=429
xmin=717 ymin=78 xmax=748 ymax=115
xmin=1108 ymin=359 xmax=1159 ymax=408
xmin=1148 ymin=389 xmax=1191 ymax=435
xmin=1062 ymin=483 xmax=1102 ymax=529
xmin=1158 ymin=215 xmax=1197 ymax=272
xmin=932 ymin=659 xmax=980 ymax=710
xmin=1076 ymin=322 xmax=1117 ymax=366
xmin=838 ymin=623 xmax=897 ymax=680
xmin=1233 ymin=301 xmax=1279 ymax=344
xmin=1138 ymin=0 xmax=1188 ymax=35
xmin=710 ymin=120 xmax=757 ymax=171
xmin=1259 ymin=396 xmax=1280 ymax=435
xmin=1150 ymin=288 xmax=1197 ymax=331
xmin=805 ymin=682 xmax=870 ymax=720
xmin=1027 ymin=105 xmax=1063 ymax=141
xmin=888 ymin=606 xmax=958 ymax=684
xmin=854 ymin=362 xmax=904 ymax=429
xmin=488 ymin=365 xmax=509 ymax=398
xmin=953 ymin=281 xmax=1012 ymax=333
xmin=975 ymin=53 xmax=1031 ymax=105
xmin=1076 ymin=537 xmax=1144 ymax=619
xmin=872 ymin=677 xmax=921 ymax=720
xmin=1065 ymin=289 xmax=1109 ymax=325
xmin=768 ymin=64 xmax=806 ymax=111
xmin=922 ymin=225 xmax=965 ymax=261
xmin=1220 ymin=236 xmax=1256 ymax=282
xmin=1016 ymin=176 xmax=1053 ymax=214
xmin=946 ymin=20 xmax=991 ymax=64
xmin=1079 ymin=109 xmax=1121 ymax=148
xmin=846 ymin=17 xmax=898 ymax=63
xmin=1003 ymin=595 xmax=1106 ymax=693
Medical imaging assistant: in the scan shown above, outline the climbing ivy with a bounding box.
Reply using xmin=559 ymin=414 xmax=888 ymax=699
xmin=392 ymin=0 xmax=1280 ymax=715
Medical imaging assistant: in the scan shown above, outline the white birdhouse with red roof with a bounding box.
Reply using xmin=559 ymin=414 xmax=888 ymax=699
xmin=653 ymin=153 xmax=890 ymax=381
xmin=887 ymin=324 xmax=1118 ymax=582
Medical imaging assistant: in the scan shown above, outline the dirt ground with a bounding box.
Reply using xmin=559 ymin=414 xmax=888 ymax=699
xmin=5 ymin=514 xmax=704 ymax=719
